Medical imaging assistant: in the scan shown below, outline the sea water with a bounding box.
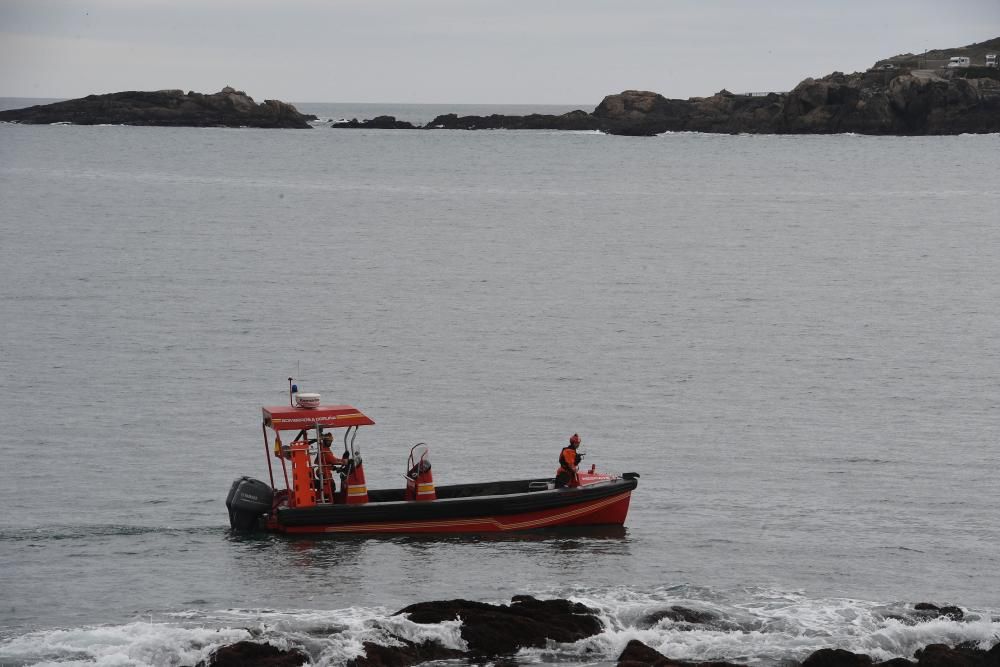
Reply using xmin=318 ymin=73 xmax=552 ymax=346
xmin=0 ymin=103 xmax=998 ymax=665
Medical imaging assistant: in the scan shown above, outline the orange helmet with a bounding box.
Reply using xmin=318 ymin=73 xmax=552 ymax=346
xmin=569 ymin=433 xmax=581 ymax=446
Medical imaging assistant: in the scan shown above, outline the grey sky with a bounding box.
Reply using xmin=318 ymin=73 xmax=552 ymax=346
xmin=1 ymin=0 xmax=997 ymax=105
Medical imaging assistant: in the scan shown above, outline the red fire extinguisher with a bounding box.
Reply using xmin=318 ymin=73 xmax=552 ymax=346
xmin=405 ymin=444 xmax=436 ymax=501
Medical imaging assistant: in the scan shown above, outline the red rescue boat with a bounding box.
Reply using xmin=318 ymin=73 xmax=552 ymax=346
xmin=226 ymin=381 xmax=639 ymax=535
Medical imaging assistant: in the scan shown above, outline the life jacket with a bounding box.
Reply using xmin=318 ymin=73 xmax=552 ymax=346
xmin=318 ymin=448 xmax=343 ymax=503
xmin=555 ymin=446 xmax=581 ymax=487
xmin=558 ymin=446 xmax=580 ymax=470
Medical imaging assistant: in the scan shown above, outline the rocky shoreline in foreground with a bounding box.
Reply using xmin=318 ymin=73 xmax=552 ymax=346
xmin=192 ymin=596 xmax=999 ymax=667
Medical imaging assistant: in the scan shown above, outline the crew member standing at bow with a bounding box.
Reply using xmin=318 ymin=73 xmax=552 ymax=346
xmin=555 ymin=433 xmax=584 ymax=488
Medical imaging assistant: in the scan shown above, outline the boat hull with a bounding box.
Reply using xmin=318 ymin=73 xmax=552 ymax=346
xmin=265 ymin=477 xmax=636 ymax=535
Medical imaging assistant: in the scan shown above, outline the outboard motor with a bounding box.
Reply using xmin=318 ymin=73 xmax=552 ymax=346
xmin=226 ymin=476 xmax=274 ymax=531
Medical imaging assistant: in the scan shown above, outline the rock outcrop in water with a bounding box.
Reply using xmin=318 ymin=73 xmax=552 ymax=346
xmin=590 ymin=52 xmax=1000 ymax=136
xmin=617 ymin=640 xmax=1000 ymax=667
xmin=331 ymin=115 xmax=417 ymax=129
xmin=618 ymin=639 xmax=747 ymax=667
xmin=395 ymin=595 xmax=602 ymax=656
xmin=0 ymin=87 xmax=312 ymax=128
xmin=877 ymin=602 xmax=968 ymax=626
xmin=345 ymin=638 xmax=464 ymax=667
xmin=417 ymin=63 xmax=999 ymax=137
xmin=425 ymin=110 xmax=600 ymax=131
xmin=341 ymin=595 xmax=603 ymax=667
xmin=637 ymin=605 xmax=728 ymax=629
xmin=197 ymin=639 xmax=308 ymax=666
xmin=328 ymin=36 xmax=1000 ymax=136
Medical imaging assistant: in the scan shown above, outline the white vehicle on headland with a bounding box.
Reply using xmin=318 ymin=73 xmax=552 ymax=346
xmin=946 ymin=56 xmax=971 ymax=68
xmin=986 ymin=54 xmax=998 ymax=68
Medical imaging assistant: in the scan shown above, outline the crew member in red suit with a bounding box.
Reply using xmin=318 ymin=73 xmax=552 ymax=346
xmin=555 ymin=433 xmax=584 ymax=488
xmin=318 ymin=432 xmax=346 ymax=501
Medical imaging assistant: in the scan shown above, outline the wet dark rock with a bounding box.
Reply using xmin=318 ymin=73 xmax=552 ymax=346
xmin=0 ymin=87 xmax=312 ymax=128
xmin=346 ymin=638 xmax=464 ymax=667
xmin=425 ymin=110 xmax=598 ymax=131
xmin=617 ymin=638 xmax=747 ymax=667
xmin=618 ymin=640 xmax=1000 ymax=667
xmin=331 ymin=115 xmax=417 ymax=129
xmin=803 ymin=648 xmax=875 ymax=667
xmin=793 ymin=642 xmax=1000 ymax=667
xmin=197 ymin=640 xmax=308 ymax=667
xmin=914 ymin=603 xmax=965 ymax=621
xmin=639 ymin=605 xmax=721 ymax=628
xmin=878 ymin=659 xmax=917 ymax=667
xmin=396 ymin=595 xmax=602 ymax=656
xmin=913 ymin=643 xmax=1000 ymax=667
xmin=619 ymin=639 xmax=675 ymax=667
xmin=888 ymin=604 xmax=968 ymax=625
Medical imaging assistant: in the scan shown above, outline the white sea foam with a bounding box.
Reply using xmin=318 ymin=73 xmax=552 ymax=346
xmin=520 ymin=587 xmax=1000 ymax=666
xmin=0 ymin=607 xmax=468 ymax=666
xmin=0 ymin=622 xmax=251 ymax=667
xmin=187 ymin=605 xmax=464 ymax=666
xmin=1 ymin=590 xmax=998 ymax=666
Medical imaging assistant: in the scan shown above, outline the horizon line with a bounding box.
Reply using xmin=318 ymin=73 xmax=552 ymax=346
xmin=0 ymin=94 xmax=599 ymax=107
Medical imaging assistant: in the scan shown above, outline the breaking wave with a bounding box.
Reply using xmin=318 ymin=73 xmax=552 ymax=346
xmin=2 ymin=586 xmax=998 ymax=666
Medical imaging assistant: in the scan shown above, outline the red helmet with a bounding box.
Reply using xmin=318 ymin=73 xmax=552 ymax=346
xmin=569 ymin=433 xmax=580 ymax=446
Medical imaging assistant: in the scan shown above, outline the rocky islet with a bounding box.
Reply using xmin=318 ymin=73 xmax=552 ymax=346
xmin=0 ymin=86 xmax=313 ymax=128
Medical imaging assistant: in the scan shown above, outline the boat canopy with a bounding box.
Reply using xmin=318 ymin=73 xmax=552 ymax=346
xmin=263 ymin=405 xmax=375 ymax=431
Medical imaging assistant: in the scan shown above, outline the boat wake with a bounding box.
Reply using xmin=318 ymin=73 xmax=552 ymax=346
xmin=0 ymin=524 xmax=221 ymax=542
